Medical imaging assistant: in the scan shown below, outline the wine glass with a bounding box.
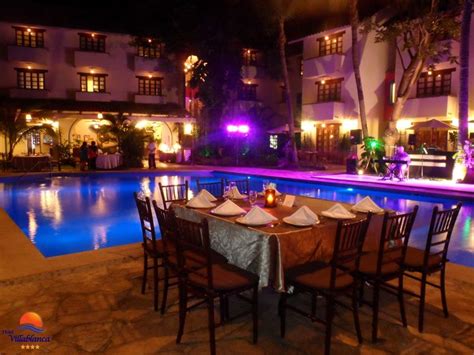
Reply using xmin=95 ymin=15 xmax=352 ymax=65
xmin=262 ymin=179 xmax=270 ymax=192
xmin=249 ymin=190 xmax=258 ymax=206
xmin=224 ymin=185 xmax=231 ymax=199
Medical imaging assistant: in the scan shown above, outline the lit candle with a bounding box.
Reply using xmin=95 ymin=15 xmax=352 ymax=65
xmin=264 ymin=188 xmax=277 ymax=208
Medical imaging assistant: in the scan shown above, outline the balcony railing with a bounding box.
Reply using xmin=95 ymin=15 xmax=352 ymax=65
xmin=7 ymin=45 xmax=49 ymax=65
xmin=75 ymin=91 xmax=111 ymax=102
xmin=402 ymin=95 xmax=458 ymax=119
xmin=303 ymin=53 xmax=344 ymax=78
xmin=302 ymin=101 xmax=345 ymax=120
xmin=74 ymin=50 xmax=110 ymax=68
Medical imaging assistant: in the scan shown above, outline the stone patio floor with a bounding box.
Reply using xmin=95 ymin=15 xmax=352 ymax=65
xmin=1 ymin=249 xmax=473 ymax=354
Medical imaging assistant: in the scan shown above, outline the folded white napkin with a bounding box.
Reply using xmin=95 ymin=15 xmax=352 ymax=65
xmin=212 ymin=199 xmax=246 ymax=215
xmin=197 ymin=189 xmax=217 ymax=202
xmin=229 ymin=186 xmax=244 ymax=199
xmin=240 ymin=206 xmax=278 ymax=225
xmin=286 ymin=206 xmax=319 ymax=225
xmin=186 ymin=194 xmax=215 ymax=208
xmin=352 ymin=196 xmax=383 ymax=213
xmin=321 ymin=203 xmax=356 ymax=219
xmin=282 ymin=194 xmax=295 ymax=207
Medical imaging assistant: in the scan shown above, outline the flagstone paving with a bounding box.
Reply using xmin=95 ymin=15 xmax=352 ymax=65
xmin=1 ymin=251 xmax=473 ymax=354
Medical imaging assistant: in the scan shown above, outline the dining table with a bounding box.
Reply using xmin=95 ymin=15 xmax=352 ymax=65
xmin=96 ymin=153 xmax=122 ymax=170
xmin=12 ymin=155 xmax=51 ymax=171
xmin=172 ymin=195 xmax=386 ymax=292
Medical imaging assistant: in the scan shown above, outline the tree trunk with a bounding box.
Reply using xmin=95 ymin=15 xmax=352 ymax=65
xmin=350 ymin=0 xmax=369 ymax=138
xmin=459 ymin=0 xmax=472 ymax=145
xmin=391 ymin=56 xmax=425 ymax=121
xmin=278 ymin=16 xmax=298 ymax=167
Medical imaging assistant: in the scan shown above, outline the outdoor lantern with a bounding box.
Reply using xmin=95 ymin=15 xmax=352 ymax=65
xmin=264 ymin=188 xmax=277 ymax=208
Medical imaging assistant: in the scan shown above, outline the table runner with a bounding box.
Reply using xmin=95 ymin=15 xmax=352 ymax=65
xmin=173 ymin=195 xmax=384 ymax=291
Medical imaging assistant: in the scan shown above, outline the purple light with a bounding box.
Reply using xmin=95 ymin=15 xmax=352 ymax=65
xmin=227 ymin=124 xmax=238 ymax=133
xmin=238 ymin=124 xmax=249 ymax=134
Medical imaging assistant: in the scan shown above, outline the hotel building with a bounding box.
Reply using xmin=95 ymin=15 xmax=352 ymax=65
xmin=0 ymin=21 xmax=193 ymax=157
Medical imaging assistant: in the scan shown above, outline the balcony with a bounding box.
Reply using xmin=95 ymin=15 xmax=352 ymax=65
xmin=402 ymin=95 xmax=458 ymax=119
xmin=303 ymin=54 xmax=344 ymax=78
xmin=302 ymin=101 xmax=345 ymax=120
xmin=75 ymin=91 xmax=111 ymax=102
xmin=74 ymin=50 xmax=110 ymax=68
xmin=240 ymin=65 xmax=265 ymax=80
xmin=134 ymin=94 xmax=165 ymax=104
xmin=9 ymin=88 xmax=49 ymax=99
xmin=234 ymin=99 xmax=262 ymax=112
xmin=7 ymin=45 xmax=49 ymax=65
xmin=133 ymin=56 xmax=165 ymax=72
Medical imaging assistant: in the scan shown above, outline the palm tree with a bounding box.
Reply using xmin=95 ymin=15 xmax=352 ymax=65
xmin=458 ymin=0 xmax=472 ymax=145
xmin=349 ymin=0 xmax=369 ymax=138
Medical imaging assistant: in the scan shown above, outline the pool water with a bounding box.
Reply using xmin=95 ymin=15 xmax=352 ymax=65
xmin=0 ymin=172 xmax=472 ymax=266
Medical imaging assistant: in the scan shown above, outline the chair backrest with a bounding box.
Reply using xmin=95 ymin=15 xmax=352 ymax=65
xmin=425 ymin=202 xmax=462 ymax=266
xmin=175 ymin=217 xmax=214 ymax=289
xmin=225 ymin=178 xmax=250 ymax=195
xmin=152 ymin=200 xmax=177 ymax=254
xmin=134 ymin=192 xmax=158 ymax=254
xmin=376 ymin=206 xmax=419 ymax=276
xmin=159 ymin=180 xmax=189 ymax=209
xmin=330 ymin=214 xmax=372 ymax=290
xmin=197 ymin=179 xmax=224 ymax=198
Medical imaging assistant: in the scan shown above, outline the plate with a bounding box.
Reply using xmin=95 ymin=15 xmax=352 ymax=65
xmin=210 ymin=209 xmax=246 ymax=217
xmin=321 ymin=211 xmax=356 ymax=219
xmin=235 ymin=217 xmax=276 ymax=226
xmin=186 ymin=203 xmax=216 ymax=209
xmin=283 ymin=216 xmax=319 ymax=227
xmin=351 ymin=206 xmax=384 ymax=214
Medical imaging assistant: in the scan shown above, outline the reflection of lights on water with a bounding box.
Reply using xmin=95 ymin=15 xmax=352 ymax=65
xmin=40 ymin=190 xmax=62 ymax=228
xmin=347 ymin=188 xmax=353 ymax=192
xmin=140 ymin=177 xmax=151 ymax=196
xmin=27 ymin=209 xmax=38 ymax=243
xmin=92 ymin=225 xmax=108 ymax=250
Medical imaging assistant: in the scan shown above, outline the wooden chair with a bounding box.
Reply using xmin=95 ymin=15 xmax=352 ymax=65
xmin=174 ymin=217 xmax=259 ymax=355
xmin=134 ymin=192 xmax=168 ymax=312
xmin=225 ymin=177 xmax=250 ymax=195
xmin=158 ymin=181 xmax=189 ymax=210
xmin=197 ymin=178 xmax=225 ymax=198
xmin=357 ymin=206 xmax=419 ymax=343
xmin=403 ymin=202 xmax=462 ymax=332
xmin=279 ymin=215 xmax=372 ymax=355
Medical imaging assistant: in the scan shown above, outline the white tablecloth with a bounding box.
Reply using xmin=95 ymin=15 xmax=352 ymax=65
xmin=96 ymin=154 xmax=122 ymax=169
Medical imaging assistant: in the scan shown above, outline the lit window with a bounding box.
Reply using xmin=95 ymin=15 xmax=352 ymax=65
xmin=137 ymin=77 xmax=163 ymax=96
xmin=137 ymin=40 xmax=162 ymax=58
xmin=16 ymin=68 xmax=46 ymax=90
xmin=15 ymin=27 xmax=45 ymax=48
xmin=79 ymin=74 xmax=106 ymax=92
xmin=243 ymin=49 xmax=258 ymax=66
xmin=417 ymin=69 xmax=454 ymax=97
xmin=269 ymin=135 xmax=278 ymax=149
xmin=317 ymin=32 xmax=344 ymax=56
xmin=79 ymin=33 xmax=106 ymax=52
xmin=239 ymin=83 xmax=257 ymax=101
xmin=316 ymin=78 xmax=342 ymax=102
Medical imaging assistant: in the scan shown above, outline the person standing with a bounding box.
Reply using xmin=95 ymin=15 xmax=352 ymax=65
xmin=147 ymin=138 xmax=157 ymax=169
xmin=79 ymin=142 xmax=88 ymax=171
xmin=88 ymin=141 xmax=98 ymax=170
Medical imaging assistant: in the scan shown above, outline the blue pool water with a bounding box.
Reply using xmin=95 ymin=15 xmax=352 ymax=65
xmin=0 ymin=172 xmax=472 ymax=266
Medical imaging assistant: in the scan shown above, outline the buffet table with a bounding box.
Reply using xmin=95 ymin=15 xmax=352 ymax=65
xmin=96 ymin=154 xmax=122 ymax=170
xmin=173 ymin=196 xmax=385 ymax=291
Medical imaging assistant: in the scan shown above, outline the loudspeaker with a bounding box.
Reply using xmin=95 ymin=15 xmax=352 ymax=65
xmin=408 ymin=134 xmax=417 ymax=146
xmin=350 ymin=129 xmax=362 ymax=145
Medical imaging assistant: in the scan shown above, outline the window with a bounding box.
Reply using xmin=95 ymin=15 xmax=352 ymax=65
xmin=239 ymin=83 xmax=257 ymax=100
xmin=16 ymin=68 xmax=46 ymax=90
xmin=269 ymin=135 xmax=278 ymax=149
xmin=79 ymin=74 xmax=107 ymax=92
xmin=416 ymin=69 xmax=454 ymax=97
xmin=316 ymin=78 xmax=342 ymax=102
xmin=79 ymin=33 xmax=106 ymax=52
xmin=138 ymin=77 xmax=163 ymax=96
xmin=243 ymin=49 xmax=258 ymax=66
xmin=317 ymin=32 xmax=344 ymax=56
xmin=137 ymin=40 xmax=162 ymax=58
xmin=14 ymin=27 xmax=45 ymax=48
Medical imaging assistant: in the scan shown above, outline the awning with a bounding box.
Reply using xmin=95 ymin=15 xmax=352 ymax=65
xmin=267 ymin=124 xmax=302 ymax=134
xmin=412 ymin=119 xmax=456 ymax=130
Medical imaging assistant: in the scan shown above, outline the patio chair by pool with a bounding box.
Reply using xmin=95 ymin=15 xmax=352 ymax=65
xmin=225 ymin=177 xmax=250 ymax=195
xmin=174 ymin=217 xmax=259 ymax=355
xmin=356 ymin=206 xmax=418 ymax=343
xmin=158 ymin=181 xmax=189 ymax=210
xmin=403 ymin=202 xmax=462 ymax=332
xmin=134 ymin=192 xmax=168 ymax=312
xmin=279 ymin=215 xmax=372 ymax=355
xmin=197 ymin=178 xmax=225 ymax=198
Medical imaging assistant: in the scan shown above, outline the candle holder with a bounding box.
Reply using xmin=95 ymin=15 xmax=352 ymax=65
xmin=264 ymin=188 xmax=277 ymax=208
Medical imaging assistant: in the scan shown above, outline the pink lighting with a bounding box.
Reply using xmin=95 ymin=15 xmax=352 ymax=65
xmin=238 ymin=124 xmax=249 ymax=133
xmin=227 ymin=124 xmax=238 ymax=133
xmin=227 ymin=124 xmax=250 ymax=134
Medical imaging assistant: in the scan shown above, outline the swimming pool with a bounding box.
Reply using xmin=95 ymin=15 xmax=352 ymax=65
xmin=0 ymin=172 xmax=472 ymax=266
